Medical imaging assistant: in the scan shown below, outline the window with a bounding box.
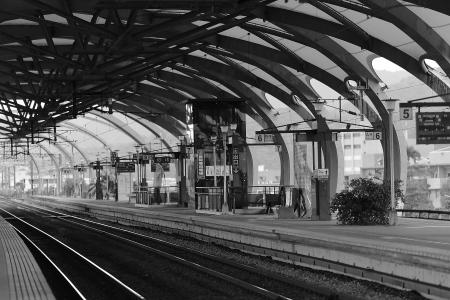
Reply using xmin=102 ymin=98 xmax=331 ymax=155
xmin=344 ymin=133 xmax=351 ymax=140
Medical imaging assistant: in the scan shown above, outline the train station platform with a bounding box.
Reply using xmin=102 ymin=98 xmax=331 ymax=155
xmin=20 ymin=196 xmax=450 ymax=299
xmin=0 ymin=214 xmax=55 ymax=300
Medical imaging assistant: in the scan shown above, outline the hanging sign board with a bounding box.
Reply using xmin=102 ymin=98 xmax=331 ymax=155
xmin=110 ymin=151 xmax=118 ymax=166
xmin=132 ymin=153 xmax=151 ymax=164
xmin=295 ymin=132 xmax=339 ymax=142
xmin=153 ymin=156 xmax=172 ymax=164
xmin=255 ymin=133 xmax=275 ymax=143
xmin=365 ymin=132 xmax=382 ymax=140
xmin=232 ymin=148 xmax=239 ymax=173
xmin=197 ymin=150 xmax=205 ymax=179
xmin=312 ymin=168 xmax=329 ymax=180
xmin=400 ymin=107 xmax=413 ymax=120
xmin=116 ymin=162 xmax=135 ymax=173
xmin=206 ymin=165 xmax=231 ymax=176
xmin=416 ymin=112 xmax=450 ymax=144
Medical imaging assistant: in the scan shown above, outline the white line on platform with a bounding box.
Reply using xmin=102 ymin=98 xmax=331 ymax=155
xmin=382 ymin=236 xmax=450 ymax=246
xmin=405 ymin=225 xmax=450 ymax=229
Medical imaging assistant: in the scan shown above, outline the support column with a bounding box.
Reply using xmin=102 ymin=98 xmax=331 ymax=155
xmin=315 ymin=117 xmax=331 ymax=221
xmin=30 ymin=160 xmax=33 ymax=196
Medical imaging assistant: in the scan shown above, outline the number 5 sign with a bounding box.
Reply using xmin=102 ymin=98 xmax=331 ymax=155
xmin=400 ymin=107 xmax=413 ymax=120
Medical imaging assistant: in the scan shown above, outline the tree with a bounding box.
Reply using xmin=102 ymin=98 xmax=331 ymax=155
xmin=404 ymin=164 xmax=433 ymax=209
xmin=406 ymin=146 xmax=421 ymax=164
xmin=330 ymin=178 xmax=404 ymax=225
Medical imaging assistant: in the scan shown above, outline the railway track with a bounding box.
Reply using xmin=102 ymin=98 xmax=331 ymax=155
xmin=21 ymin=201 xmax=345 ymax=300
xmin=0 ymin=199 xmax=348 ymax=300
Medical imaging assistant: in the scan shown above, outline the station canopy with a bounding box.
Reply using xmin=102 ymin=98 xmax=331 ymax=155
xmin=0 ymin=0 xmax=449 ymax=149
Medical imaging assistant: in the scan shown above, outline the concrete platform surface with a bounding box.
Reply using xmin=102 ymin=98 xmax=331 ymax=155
xmin=32 ymin=196 xmax=450 ymax=260
xmin=0 ymin=215 xmax=55 ymax=300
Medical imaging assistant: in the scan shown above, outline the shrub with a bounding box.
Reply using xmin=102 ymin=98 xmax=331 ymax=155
xmin=330 ymin=178 xmax=404 ymax=225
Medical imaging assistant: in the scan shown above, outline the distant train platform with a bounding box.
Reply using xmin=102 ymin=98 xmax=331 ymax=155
xmin=17 ymin=196 xmax=450 ymax=299
xmin=0 ymin=214 xmax=55 ymax=300
xmin=29 ymin=195 xmax=450 ymax=257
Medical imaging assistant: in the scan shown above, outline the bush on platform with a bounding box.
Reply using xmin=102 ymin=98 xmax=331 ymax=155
xmin=330 ymin=178 xmax=404 ymax=225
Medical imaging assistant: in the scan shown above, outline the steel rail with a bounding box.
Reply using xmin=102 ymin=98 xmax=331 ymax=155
xmin=9 ymin=223 xmax=87 ymax=300
xmin=55 ymin=214 xmax=292 ymax=300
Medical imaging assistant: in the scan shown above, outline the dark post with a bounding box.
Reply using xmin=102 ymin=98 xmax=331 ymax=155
xmin=115 ymin=154 xmax=119 ymax=202
xmin=180 ymin=142 xmax=187 ymax=206
xmin=95 ymin=160 xmax=103 ymax=200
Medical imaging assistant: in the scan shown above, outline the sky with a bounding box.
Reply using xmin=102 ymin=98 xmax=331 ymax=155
xmin=373 ymin=57 xmax=440 ymax=71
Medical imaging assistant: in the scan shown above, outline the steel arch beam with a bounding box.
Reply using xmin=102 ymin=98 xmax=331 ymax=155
xmin=62 ymin=122 xmax=110 ymax=150
xmin=361 ymin=0 xmax=450 ymax=75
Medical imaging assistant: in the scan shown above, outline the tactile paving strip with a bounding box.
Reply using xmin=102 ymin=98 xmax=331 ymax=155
xmin=0 ymin=216 xmax=55 ymax=300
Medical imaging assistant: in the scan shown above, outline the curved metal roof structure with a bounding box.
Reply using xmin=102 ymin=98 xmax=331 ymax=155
xmin=0 ymin=0 xmax=449 ymax=184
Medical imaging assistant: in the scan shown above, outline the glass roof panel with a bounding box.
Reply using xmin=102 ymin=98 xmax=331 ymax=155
xmin=270 ymin=1 xmax=342 ymax=24
xmin=219 ymin=27 xmax=278 ymax=50
xmin=189 ymin=50 xmax=229 ymax=64
xmin=225 ymin=57 xmax=290 ymax=94
xmin=359 ymin=17 xmax=425 ymax=59
xmin=270 ymin=35 xmax=348 ymax=80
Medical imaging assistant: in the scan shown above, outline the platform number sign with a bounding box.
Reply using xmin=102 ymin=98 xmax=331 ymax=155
xmin=365 ymin=132 xmax=382 ymax=140
xmin=400 ymin=107 xmax=413 ymax=120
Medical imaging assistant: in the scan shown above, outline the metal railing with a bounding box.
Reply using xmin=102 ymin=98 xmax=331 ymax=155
xmin=397 ymin=209 xmax=450 ymax=220
xmin=246 ymin=185 xmax=294 ymax=207
xmin=195 ymin=187 xmax=223 ymax=211
xmin=133 ymin=186 xmax=179 ymax=206
xmin=194 ymin=185 xmax=298 ymax=211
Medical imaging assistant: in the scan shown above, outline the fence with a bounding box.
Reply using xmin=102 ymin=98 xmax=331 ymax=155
xmin=196 ymin=187 xmax=223 ymax=211
xmin=134 ymin=186 xmax=179 ymax=206
xmin=194 ymin=185 xmax=299 ymax=212
xmin=247 ymin=185 xmax=295 ymax=207
xmin=398 ymin=209 xmax=450 ymax=220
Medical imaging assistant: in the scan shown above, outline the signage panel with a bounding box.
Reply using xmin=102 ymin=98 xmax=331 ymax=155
xmin=153 ymin=156 xmax=172 ymax=164
xmin=295 ymin=132 xmax=339 ymax=142
xmin=197 ymin=150 xmax=205 ymax=179
xmin=205 ymin=165 xmax=231 ymax=176
xmin=255 ymin=133 xmax=274 ymax=143
xmin=116 ymin=162 xmax=135 ymax=173
xmin=400 ymin=107 xmax=413 ymax=120
xmin=365 ymin=132 xmax=382 ymax=140
xmin=416 ymin=112 xmax=450 ymax=144
xmin=312 ymin=168 xmax=329 ymax=180
xmin=232 ymin=148 xmax=239 ymax=173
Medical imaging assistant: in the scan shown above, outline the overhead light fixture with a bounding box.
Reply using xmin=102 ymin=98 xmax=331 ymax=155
xmin=383 ymin=98 xmax=398 ymax=112
xmin=220 ymin=124 xmax=229 ymax=133
xmin=108 ymin=97 xmax=114 ymax=114
xmin=313 ymin=98 xmax=326 ymax=115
